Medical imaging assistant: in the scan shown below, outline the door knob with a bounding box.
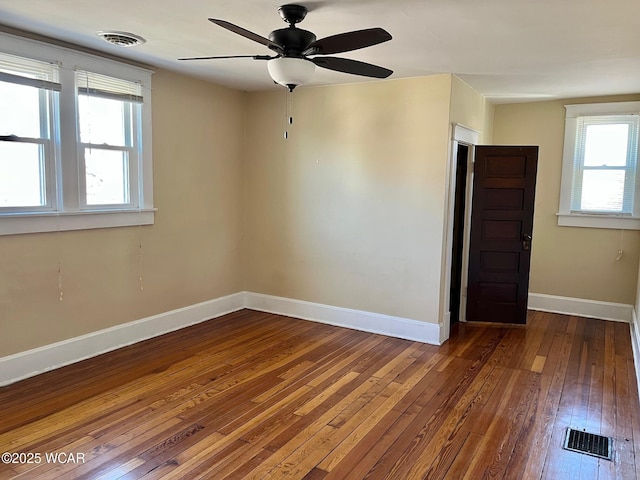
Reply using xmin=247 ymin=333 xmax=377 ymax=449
xmin=522 ymin=234 xmax=532 ymax=251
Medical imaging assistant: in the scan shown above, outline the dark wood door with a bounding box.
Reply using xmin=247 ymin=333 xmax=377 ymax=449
xmin=466 ymin=146 xmax=538 ymax=324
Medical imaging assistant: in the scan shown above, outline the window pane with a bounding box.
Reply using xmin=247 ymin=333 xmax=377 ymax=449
xmin=583 ymin=124 xmax=629 ymax=167
xmin=0 ymin=81 xmax=44 ymax=138
xmin=85 ymin=148 xmax=129 ymax=205
xmin=78 ymin=95 xmax=129 ymax=146
xmin=0 ymin=142 xmax=45 ymax=207
xmin=580 ymin=169 xmax=625 ymax=212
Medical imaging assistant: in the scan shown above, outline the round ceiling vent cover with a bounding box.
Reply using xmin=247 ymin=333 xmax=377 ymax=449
xmin=97 ymin=31 xmax=146 ymax=47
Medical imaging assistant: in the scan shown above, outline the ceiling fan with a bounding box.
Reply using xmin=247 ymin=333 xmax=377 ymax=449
xmin=179 ymin=4 xmax=393 ymax=91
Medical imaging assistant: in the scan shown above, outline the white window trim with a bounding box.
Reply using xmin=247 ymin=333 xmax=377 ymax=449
xmin=558 ymin=101 xmax=640 ymax=230
xmin=0 ymin=32 xmax=154 ymax=236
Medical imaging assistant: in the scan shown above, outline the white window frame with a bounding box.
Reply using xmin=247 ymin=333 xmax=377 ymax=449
xmin=0 ymin=32 xmax=154 ymax=236
xmin=558 ymin=101 xmax=640 ymax=230
xmin=0 ymin=90 xmax=58 ymax=214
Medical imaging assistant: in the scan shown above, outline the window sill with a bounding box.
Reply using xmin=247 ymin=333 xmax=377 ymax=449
xmin=0 ymin=209 xmax=156 ymax=236
xmin=557 ymin=212 xmax=640 ymax=230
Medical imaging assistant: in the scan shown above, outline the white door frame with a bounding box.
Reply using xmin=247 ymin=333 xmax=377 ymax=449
xmin=440 ymin=124 xmax=479 ymax=342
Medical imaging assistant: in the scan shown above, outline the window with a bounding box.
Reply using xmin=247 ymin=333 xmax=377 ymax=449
xmin=0 ymin=32 xmax=153 ymax=235
xmin=0 ymin=53 xmax=58 ymax=211
xmin=559 ymin=102 xmax=640 ymax=229
xmin=76 ymin=71 xmax=142 ymax=208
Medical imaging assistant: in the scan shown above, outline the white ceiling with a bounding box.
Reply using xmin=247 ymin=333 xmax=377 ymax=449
xmin=1 ymin=0 xmax=640 ymax=103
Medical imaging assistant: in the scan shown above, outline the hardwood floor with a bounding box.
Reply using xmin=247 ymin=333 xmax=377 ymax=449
xmin=0 ymin=309 xmax=639 ymax=479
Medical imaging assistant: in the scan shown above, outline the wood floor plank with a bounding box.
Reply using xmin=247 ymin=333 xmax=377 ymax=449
xmin=248 ymin=350 xmax=445 ymax=479
xmin=0 ymin=309 xmax=638 ymax=480
xmin=356 ymin=363 xmax=487 ymax=479
xmin=0 ymin=310 xmax=269 ymax=417
xmin=518 ymin=310 xmax=550 ymax=371
xmin=321 ymin=409 xmax=416 ymax=479
xmin=441 ymin=431 xmax=485 ymax=479
xmin=400 ymin=357 xmax=512 ymax=478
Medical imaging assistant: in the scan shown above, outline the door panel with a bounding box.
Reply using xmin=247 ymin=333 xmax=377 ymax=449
xmin=482 ymin=220 xmax=522 ymax=240
xmin=466 ymin=146 xmax=538 ymax=324
xmin=480 ymin=251 xmax=520 ymax=271
xmin=485 ymin=189 xmax=524 ymax=210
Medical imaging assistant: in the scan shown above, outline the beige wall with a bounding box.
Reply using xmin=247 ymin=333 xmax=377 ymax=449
xmin=450 ymin=76 xmax=495 ymax=144
xmin=15 ymin=66 xmax=637 ymax=361
xmin=0 ymin=69 xmax=245 ymax=356
xmin=2 ymin=71 xmax=496 ymax=358
xmin=493 ymin=95 xmax=640 ymax=304
xmin=243 ymin=76 xmax=454 ymax=323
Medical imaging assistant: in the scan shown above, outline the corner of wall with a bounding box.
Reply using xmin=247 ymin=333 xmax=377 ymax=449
xmin=239 ymin=89 xmax=251 ymax=293
xmin=481 ymin=99 xmax=495 ymax=144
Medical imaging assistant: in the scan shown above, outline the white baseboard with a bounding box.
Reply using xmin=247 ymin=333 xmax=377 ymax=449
xmin=0 ymin=292 xmax=442 ymax=387
xmin=244 ymin=292 xmax=442 ymax=346
xmin=4 ymin=290 xmax=634 ymax=387
xmin=0 ymin=293 xmax=245 ymax=387
xmin=528 ymin=293 xmax=633 ymax=323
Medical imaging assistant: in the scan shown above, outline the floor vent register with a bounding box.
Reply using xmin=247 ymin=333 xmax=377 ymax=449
xmin=563 ymin=428 xmax=612 ymax=461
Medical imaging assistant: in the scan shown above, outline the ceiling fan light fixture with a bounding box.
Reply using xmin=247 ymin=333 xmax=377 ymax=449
xmin=267 ymin=57 xmax=315 ymax=91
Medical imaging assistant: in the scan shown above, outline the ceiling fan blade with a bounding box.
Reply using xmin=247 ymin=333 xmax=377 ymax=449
xmin=209 ymin=19 xmax=283 ymax=52
xmin=312 ymin=56 xmax=392 ymax=79
xmin=179 ymin=55 xmax=274 ymax=61
xmin=304 ymin=28 xmax=391 ymax=55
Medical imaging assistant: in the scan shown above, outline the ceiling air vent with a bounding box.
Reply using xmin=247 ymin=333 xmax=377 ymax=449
xmin=97 ymin=31 xmax=146 ymax=47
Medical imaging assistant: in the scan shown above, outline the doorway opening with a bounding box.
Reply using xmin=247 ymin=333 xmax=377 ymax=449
xmin=449 ymin=144 xmax=469 ymax=325
xmin=441 ymin=124 xmax=478 ymax=342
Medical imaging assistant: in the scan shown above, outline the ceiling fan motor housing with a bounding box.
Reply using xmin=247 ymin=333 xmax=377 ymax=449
xmin=269 ymin=27 xmax=316 ymax=56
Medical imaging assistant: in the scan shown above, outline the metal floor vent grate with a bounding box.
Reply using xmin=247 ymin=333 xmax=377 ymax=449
xmin=563 ymin=428 xmax=612 ymax=460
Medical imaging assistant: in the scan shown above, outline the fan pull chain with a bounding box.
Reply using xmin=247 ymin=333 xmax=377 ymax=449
xmin=284 ymin=89 xmax=293 ymax=140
